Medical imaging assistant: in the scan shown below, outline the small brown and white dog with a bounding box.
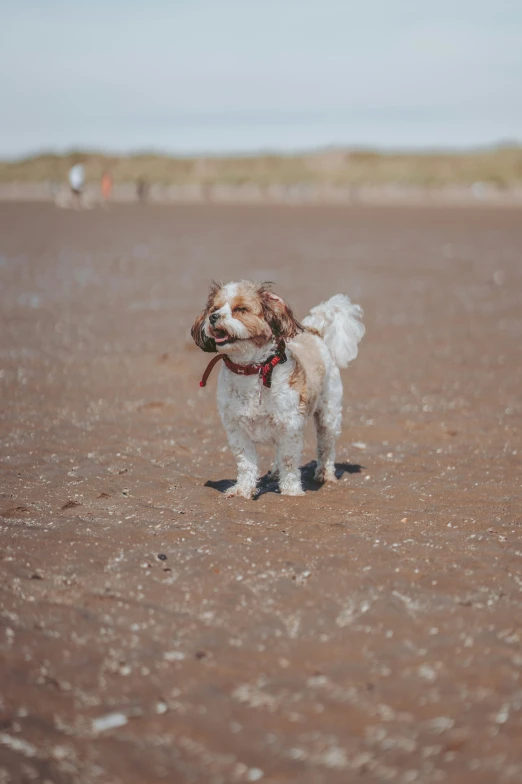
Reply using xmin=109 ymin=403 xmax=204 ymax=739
xmin=191 ymin=281 xmax=364 ymax=498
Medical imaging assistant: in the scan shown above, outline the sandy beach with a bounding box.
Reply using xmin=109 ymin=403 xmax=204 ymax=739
xmin=1 ymin=201 xmax=521 ymax=783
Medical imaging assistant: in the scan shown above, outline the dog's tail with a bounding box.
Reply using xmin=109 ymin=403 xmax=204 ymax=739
xmin=302 ymin=294 xmax=365 ymax=368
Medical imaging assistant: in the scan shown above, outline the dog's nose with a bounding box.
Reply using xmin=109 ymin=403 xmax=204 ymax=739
xmin=209 ymin=312 xmax=220 ymax=325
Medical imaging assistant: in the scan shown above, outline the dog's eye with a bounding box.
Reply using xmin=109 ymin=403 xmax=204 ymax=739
xmin=233 ymin=306 xmax=248 ymax=314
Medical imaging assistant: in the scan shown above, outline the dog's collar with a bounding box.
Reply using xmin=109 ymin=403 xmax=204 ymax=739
xmin=199 ymin=341 xmax=286 ymax=389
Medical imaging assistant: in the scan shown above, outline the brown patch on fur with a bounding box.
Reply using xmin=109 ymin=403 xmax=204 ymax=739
xmin=190 ymin=282 xmax=221 ymax=352
xmin=258 ymin=284 xmax=303 ymax=340
xmin=209 ymin=288 xmax=228 ymax=311
xmin=304 ymin=325 xmax=322 ymax=337
xmin=288 ymin=333 xmax=326 ymax=415
xmin=228 ymin=285 xmax=273 ymax=345
xmin=289 ymin=363 xmax=309 ymax=415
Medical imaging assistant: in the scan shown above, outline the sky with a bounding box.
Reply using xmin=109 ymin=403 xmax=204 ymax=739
xmin=1 ymin=0 xmax=522 ymax=158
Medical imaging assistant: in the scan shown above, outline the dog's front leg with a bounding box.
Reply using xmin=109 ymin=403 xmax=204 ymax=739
xmin=277 ymin=430 xmax=305 ymax=496
xmin=225 ymin=427 xmax=259 ymax=499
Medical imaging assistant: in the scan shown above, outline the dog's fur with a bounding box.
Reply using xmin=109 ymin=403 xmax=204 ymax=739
xmin=191 ymin=281 xmax=364 ymax=498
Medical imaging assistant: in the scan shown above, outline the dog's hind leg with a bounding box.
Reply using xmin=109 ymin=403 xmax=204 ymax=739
xmin=314 ymin=412 xmax=337 ymax=483
xmin=314 ymin=366 xmax=343 ymax=483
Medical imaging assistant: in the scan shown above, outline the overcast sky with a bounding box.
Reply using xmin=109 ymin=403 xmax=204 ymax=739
xmin=1 ymin=0 xmax=521 ymax=158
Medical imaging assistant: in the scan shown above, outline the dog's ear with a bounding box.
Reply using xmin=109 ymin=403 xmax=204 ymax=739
xmin=190 ymin=310 xmax=217 ymax=353
xmin=191 ymin=282 xmax=221 ymax=353
xmin=259 ymin=285 xmax=303 ymax=340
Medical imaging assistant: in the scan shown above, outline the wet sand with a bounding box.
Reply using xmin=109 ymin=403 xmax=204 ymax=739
xmin=0 ymin=202 xmax=521 ymax=783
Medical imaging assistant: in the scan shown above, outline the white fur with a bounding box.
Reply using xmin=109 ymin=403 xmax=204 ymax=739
xmin=211 ymin=283 xmax=251 ymax=342
xmin=207 ymin=289 xmax=364 ymax=499
xmin=302 ymin=294 xmax=365 ymax=368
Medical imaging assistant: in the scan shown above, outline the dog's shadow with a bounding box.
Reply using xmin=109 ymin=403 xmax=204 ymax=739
xmin=205 ymin=461 xmax=363 ymax=499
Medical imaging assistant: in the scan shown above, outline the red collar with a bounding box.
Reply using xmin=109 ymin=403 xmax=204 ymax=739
xmin=200 ymin=343 xmax=286 ymax=389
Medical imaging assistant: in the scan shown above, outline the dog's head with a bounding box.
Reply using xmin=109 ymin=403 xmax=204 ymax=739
xmin=191 ymin=281 xmax=302 ymax=355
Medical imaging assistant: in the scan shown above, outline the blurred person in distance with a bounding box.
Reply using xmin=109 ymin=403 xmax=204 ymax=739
xmin=68 ymin=161 xmax=85 ymax=207
xmin=101 ymin=170 xmax=113 ymax=204
xmin=137 ymin=177 xmax=148 ymax=203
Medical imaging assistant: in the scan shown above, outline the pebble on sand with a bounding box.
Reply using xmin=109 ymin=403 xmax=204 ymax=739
xmin=92 ymin=712 xmax=128 ymax=733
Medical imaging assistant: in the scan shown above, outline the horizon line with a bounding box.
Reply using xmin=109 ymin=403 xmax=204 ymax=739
xmin=2 ymin=139 xmax=521 ymax=164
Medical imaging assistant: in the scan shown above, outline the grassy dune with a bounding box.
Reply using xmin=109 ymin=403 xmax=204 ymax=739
xmin=1 ymin=146 xmax=521 ymax=188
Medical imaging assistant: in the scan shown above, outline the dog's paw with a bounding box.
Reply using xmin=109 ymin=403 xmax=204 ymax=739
xmin=280 ymin=485 xmax=305 ymax=497
xmin=314 ymin=466 xmax=337 ymax=484
xmin=313 ymin=467 xmax=325 ymax=483
xmin=224 ymin=485 xmax=256 ymax=500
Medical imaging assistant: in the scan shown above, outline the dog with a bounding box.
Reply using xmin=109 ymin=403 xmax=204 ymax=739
xmin=191 ymin=281 xmax=364 ymax=498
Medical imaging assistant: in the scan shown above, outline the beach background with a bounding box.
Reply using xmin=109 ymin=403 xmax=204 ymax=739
xmin=1 ymin=145 xmax=522 ymax=206
xmin=1 ymin=2 xmax=522 ymax=783
xmin=1 ymin=1 xmax=521 ymax=205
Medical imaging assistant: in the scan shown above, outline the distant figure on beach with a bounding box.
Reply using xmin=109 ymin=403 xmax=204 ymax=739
xmin=101 ymin=170 xmax=113 ymax=204
xmin=68 ymin=163 xmax=85 ymax=207
xmin=136 ymin=178 xmax=148 ymax=203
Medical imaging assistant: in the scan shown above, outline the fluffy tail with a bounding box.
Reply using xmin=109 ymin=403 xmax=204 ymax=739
xmin=302 ymin=294 xmax=365 ymax=368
